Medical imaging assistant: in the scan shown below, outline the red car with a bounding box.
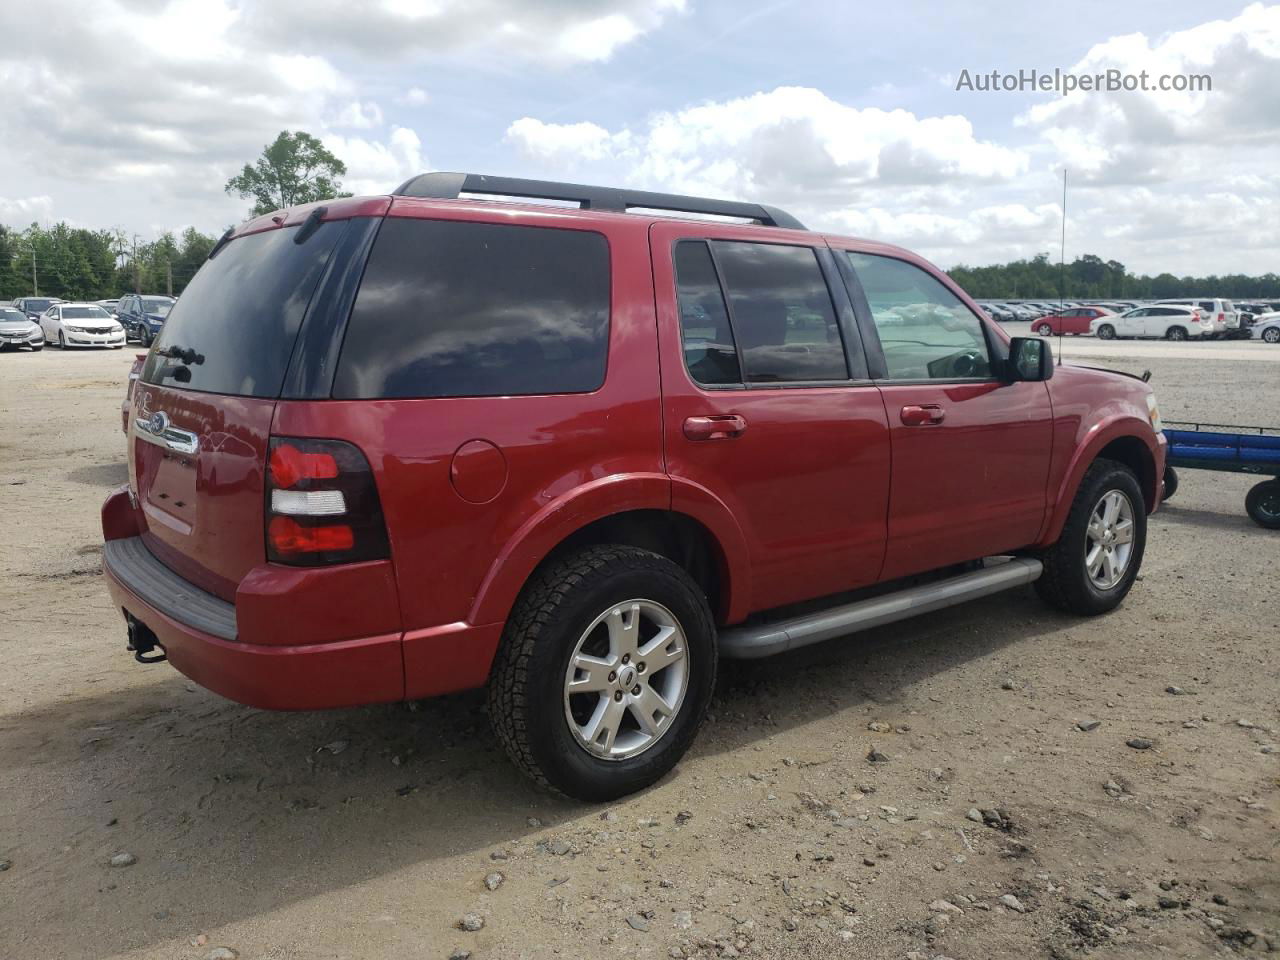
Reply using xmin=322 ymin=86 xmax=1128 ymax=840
xmin=1033 ymin=306 xmax=1116 ymax=336
xmin=102 ymin=174 xmax=1166 ymax=800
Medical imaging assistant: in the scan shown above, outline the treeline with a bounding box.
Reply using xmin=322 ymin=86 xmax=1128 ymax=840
xmin=949 ymin=253 xmax=1280 ymax=300
xmin=0 ymin=223 xmax=217 ymax=302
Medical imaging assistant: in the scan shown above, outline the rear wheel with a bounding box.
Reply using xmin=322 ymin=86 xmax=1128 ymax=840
xmin=488 ymin=545 xmax=716 ymax=801
xmin=1245 ymin=480 xmax=1280 ymax=530
xmin=1263 ymin=327 xmax=1280 ymax=344
xmin=1036 ymin=459 xmax=1146 ymax=615
xmin=1166 ymin=326 xmax=1188 ymax=341
xmin=1096 ymin=324 xmax=1116 ymax=340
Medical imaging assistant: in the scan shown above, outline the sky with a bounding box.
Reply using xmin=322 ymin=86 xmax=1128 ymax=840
xmin=1 ymin=0 xmax=1277 ymax=275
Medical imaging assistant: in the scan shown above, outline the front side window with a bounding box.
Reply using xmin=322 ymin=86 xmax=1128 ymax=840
xmin=711 ymin=241 xmax=847 ymax=383
xmin=846 ymin=252 xmax=992 ymax=381
xmin=335 ymin=218 xmax=610 ymax=399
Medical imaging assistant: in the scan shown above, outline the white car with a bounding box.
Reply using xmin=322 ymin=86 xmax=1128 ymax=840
xmin=1091 ymin=305 xmax=1209 ymax=341
xmin=39 ymin=302 xmax=126 ymax=349
xmin=1251 ymin=311 xmax=1280 ymax=344
xmin=1154 ymin=298 xmax=1239 ymax=337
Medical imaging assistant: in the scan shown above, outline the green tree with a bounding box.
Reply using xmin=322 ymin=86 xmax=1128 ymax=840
xmin=225 ymin=130 xmax=352 ymax=217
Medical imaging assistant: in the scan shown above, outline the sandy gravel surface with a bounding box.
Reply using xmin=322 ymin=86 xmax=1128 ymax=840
xmin=1 ymin=345 xmax=1277 ymax=960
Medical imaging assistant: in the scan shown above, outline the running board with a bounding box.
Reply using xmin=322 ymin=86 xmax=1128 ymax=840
xmin=719 ymin=557 xmax=1043 ymax=659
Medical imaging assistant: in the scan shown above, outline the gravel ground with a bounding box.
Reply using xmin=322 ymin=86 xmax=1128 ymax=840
xmin=1 ymin=344 xmax=1277 ymax=960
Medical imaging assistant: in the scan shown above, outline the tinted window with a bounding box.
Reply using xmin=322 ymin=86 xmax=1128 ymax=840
xmin=142 ymin=221 xmax=344 ymax=397
xmin=1198 ymin=301 xmax=1215 ymax=311
xmin=62 ymin=306 xmax=110 ymax=319
xmin=847 ymin=252 xmax=992 ymax=380
xmin=25 ymin=298 xmax=54 ymax=313
xmin=711 ymin=241 xmax=846 ymax=383
xmin=673 ymin=241 xmax=741 ymax=386
xmin=335 ymin=218 xmax=610 ymax=399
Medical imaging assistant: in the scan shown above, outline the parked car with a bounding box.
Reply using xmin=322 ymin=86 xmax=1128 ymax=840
xmin=11 ymin=296 xmax=62 ymax=320
xmin=0 ymin=305 xmax=45 ymax=351
xmin=1250 ymin=312 xmax=1280 ymax=344
xmin=1154 ymin=298 xmax=1239 ymax=338
xmin=976 ymin=301 xmax=1016 ymax=323
xmin=120 ymin=353 xmax=148 ymax=432
xmin=1092 ymin=305 xmax=1208 ymax=340
xmin=39 ymin=302 xmax=126 ymax=348
xmin=116 ymin=294 xmax=176 ymax=345
xmin=97 ymin=299 xmax=121 ymax=316
xmin=101 ymin=174 xmax=1166 ymax=800
xmin=1033 ymin=306 xmax=1115 ymax=336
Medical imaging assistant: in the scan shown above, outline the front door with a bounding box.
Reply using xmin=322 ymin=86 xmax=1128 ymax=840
xmin=651 ymin=221 xmax=891 ymax=615
xmin=833 ymin=246 xmax=1054 ymax=581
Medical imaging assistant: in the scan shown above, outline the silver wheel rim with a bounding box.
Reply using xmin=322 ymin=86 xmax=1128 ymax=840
xmin=563 ymin=599 xmax=689 ymax=761
xmin=1086 ymin=490 xmax=1136 ymax=590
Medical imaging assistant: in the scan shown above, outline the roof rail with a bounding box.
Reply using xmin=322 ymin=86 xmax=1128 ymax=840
xmin=392 ymin=172 xmax=807 ymax=231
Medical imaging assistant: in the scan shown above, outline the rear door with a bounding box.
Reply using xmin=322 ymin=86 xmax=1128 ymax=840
xmin=833 ymin=246 xmax=1053 ymax=580
xmin=652 ymin=221 xmax=890 ymax=613
xmin=129 ymin=219 xmax=351 ymax=600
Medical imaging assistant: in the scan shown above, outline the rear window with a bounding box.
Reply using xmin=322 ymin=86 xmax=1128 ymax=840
xmin=333 ymin=218 xmax=610 ymax=399
xmin=142 ymin=222 xmax=344 ymax=397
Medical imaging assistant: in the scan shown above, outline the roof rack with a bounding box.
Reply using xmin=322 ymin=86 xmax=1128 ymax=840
xmin=392 ymin=172 xmax=807 ymax=231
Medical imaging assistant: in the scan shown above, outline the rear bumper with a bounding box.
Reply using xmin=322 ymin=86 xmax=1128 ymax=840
xmin=103 ymin=534 xmax=405 ymax=710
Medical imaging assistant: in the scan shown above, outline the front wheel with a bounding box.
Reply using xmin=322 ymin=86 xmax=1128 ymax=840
xmin=1096 ymin=324 xmax=1116 ymax=340
xmin=1037 ymin=323 xmax=1054 ymax=336
xmin=1036 ymin=459 xmax=1147 ymax=615
xmin=1245 ymin=480 xmax=1280 ymax=530
xmin=1263 ymin=327 xmax=1280 ymax=344
xmin=58 ymin=331 xmax=67 ymax=349
xmin=140 ymin=328 xmax=152 ymax=347
xmin=1162 ymin=466 xmax=1179 ymax=501
xmin=488 ymin=545 xmax=716 ymax=801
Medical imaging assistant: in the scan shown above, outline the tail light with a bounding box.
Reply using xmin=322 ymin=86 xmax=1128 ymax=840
xmin=1217 ymin=312 xmax=1225 ymax=324
xmin=266 ymin=438 xmax=390 ymax=566
xmin=1192 ymin=310 xmax=1203 ymax=323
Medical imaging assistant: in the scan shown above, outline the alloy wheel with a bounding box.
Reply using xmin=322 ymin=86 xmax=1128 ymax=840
xmin=563 ymin=599 xmax=689 ymax=761
xmin=1085 ymin=490 xmax=1136 ymax=590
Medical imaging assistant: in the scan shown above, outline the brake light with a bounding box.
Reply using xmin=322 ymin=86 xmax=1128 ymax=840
xmin=265 ymin=438 xmax=389 ymax=566
xmin=1217 ymin=312 xmax=1225 ymax=323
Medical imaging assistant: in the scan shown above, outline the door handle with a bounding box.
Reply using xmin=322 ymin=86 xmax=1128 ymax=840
xmin=683 ymin=415 xmax=748 ymax=441
xmin=900 ymin=404 xmax=945 ymax=426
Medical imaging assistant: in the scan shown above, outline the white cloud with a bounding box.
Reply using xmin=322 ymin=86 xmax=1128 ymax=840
xmin=322 ymin=126 xmax=428 ymax=196
xmin=506 ymin=118 xmax=634 ymax=162
xmin=399 ymin=87 xmax=430 ymax=106
xmin=239 ymin=0 xmax=686 ymax=65
xmin=331 ymin=101 xmax=385 ymax=130
xmin=0 ymin=195 xmax=55 ymax=225
xmin=1018 ymin=3 xmax=1280 ymax=184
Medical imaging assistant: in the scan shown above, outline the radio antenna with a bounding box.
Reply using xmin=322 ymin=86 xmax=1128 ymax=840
xmin=1058 ymin=168 xmax=1067 ymax=363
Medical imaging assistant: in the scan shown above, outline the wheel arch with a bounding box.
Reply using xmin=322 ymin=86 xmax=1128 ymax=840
xmin=1038 ymin=419 xmax=1162 ymax=546
xmin=468 ymin=474 xmax=750 ymax=630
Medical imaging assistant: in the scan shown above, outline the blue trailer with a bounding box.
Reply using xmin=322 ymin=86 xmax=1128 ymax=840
xmin=1162 ymin=422 xmax=1280 ymax=529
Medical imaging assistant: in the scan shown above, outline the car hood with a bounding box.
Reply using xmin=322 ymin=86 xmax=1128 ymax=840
xmin=0 ymin=319 xmax=38 ymax=332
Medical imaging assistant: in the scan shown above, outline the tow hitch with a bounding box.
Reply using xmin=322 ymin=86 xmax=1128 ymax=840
xmin=126 ymin=615 xmax=167 ymax=664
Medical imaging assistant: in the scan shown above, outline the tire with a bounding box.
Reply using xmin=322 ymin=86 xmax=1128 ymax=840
xmin=1245 ymin=480 xmax=1280 ymax=530
xmin=1263 ymin=327 xmax=1280 ymax=344
xmin=140 ymin=328 xmax=152 ymax=347
xmin=1162 ymin=466 xmax=1179 ymax=502
xmin=1037 ymin=323 xmax=1053 ymax=336
xmin=1166 ymin=326 xmax=1188 ymax=341
xmin=1096 ymin=324 xmax=1116 ymax=340
xmin=58 ymin=331 xmax=67 ymax=349
xmin=1036 ymin=459 xmax=1147 ymax=615
xmin=488 ymin=545 xmax=716 ymax=801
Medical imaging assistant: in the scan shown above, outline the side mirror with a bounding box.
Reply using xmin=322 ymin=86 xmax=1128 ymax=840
xmin=1005 ymin=337 xmax=1054 ymax=382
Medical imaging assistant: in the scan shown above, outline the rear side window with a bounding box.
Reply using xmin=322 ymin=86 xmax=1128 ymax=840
xmin=713 ymin=242 xmax=847 ymax=383
xmin=673 ymin=242 xmax=741 ymax=386
xmin=334 ymin=218 xmax=610 ymax=399
xmin=142 ymin=222 xmax=344 ymax=397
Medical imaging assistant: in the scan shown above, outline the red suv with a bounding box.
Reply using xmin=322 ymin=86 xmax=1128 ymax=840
xmin=102 ymin=173 xmax=1166 ymax=800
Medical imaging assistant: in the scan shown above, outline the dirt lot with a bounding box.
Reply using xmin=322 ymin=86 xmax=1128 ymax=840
xmin=2 ymin=342 xmax=1277 ymax=960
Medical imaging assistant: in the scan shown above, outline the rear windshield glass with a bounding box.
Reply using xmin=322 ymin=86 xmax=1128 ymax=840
xmin=334 ymin=218 xmax=610 ymax=399
xmin=142 ymin=222 xmax=343 ymax=397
